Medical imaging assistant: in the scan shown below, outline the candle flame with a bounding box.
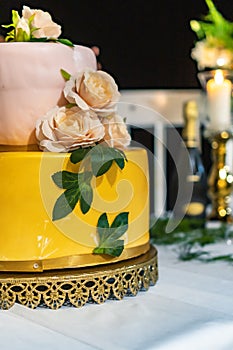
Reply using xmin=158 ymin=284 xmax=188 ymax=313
xmin=214 ymin=70 xmax=224 ymax=84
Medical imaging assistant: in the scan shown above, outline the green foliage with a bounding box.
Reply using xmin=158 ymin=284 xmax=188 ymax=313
xmin=70 ymin=147 xmax=92 ymax=164
xmin=150 ymin=217 xmax=233 ymax=263
xmin=52 ymin=144 xmax=127 ymax=220
xmin=52 ymin=171 xmax=93 ymax=220
xmin=29 ymin=37 xmax=73 ymax=46
xmin=93 ymin=212 xmax=129 ymax=257
xmin=190 ymin=0 xmax=233 ymax=49
xmin=52 ymin=186 xmax=80 ymax=220
xmin=70 ymin=143 xmax=127 ymax=177
xmin=60 ymin=69 xmax=71 ymax=81
xmin=57 ymin=38 xmax=74 ymax=47
xmin=52 ymin=145 xmax=129 ymax=258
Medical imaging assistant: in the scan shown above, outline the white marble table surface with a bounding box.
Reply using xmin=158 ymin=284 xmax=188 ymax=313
xmin=1 ymin=244 xmax=233 ymax=350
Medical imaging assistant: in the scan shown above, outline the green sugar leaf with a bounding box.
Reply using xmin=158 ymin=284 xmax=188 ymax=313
xmin=60 ymin=69 xmax=71 ymax=81
xmin=90 ymin=144 xmax=127 ymax=177
xmin=94 ymin=212 xmax=128 ymax=257
xmin=93 ymin=240 xmax=124 ymax=257
xmin=79 ymin=171 xmax=93 ymax=184
xmin=96 ymin=213 xmax=110 ymax=242
xmin=92 ymin=247 xmax=105 ymax=255
xmin=110 ymin=212 xmax=129 ymax=239
xmin=57 ymin=38 xmax=74 ymax=47
xmin=90 ymin=146 xmax=106 ymax=176
xmin=52 ymin=170 xmax=93 ymax=219
xmin=52 ymin=170 xmax=79 ymax=189
xmin=29 ymin=37 xmax=48 ymax=42
xmin=65 ymin=103 xmax=77 ymax=108
xmin=110 ymin=148 xmax=128 ymax=169
xmin=115 ymin=157 xmax=125 ymax=169
xmin=97 ymin=212 xmax=110 ymax=229
xmin=51 ymin=144 xmax=127 ymax=221
xmin=29 ymin=38 xmax=74 ymax=46
xmin=52 ymin=187 xmax=80 ymax=221
xmin=79 ymin=183 xmax=93 ymax=214
xmin=94 ymin=160 xmax=113 ymax=177
xmin=70 ymin=147 xmax=92 ymax=164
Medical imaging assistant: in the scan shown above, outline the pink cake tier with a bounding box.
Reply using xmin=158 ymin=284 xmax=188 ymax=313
xmin=0 ymin=42 xmax=97 ymax=147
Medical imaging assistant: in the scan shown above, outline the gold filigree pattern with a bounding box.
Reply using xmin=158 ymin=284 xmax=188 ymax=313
xmin=0 ymin=246 xmax=158 ymax=310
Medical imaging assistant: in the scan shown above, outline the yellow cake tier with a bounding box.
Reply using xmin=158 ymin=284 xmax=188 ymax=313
xmin=0 ymin=148 xmax=150 ymax=271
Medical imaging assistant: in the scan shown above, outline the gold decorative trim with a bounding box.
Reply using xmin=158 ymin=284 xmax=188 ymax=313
xmin=0 ymin=242 xmax=150 ymax=272
xmin=0 ymin=245 xmax=158 ymax=310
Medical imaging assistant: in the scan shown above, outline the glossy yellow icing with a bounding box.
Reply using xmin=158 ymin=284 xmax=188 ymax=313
xmin=0 ymin=148 xmax=150 ymax=271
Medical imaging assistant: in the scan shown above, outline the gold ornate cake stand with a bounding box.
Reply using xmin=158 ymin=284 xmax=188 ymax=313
xmin=0 ymin=245 xmax=158 ymax=310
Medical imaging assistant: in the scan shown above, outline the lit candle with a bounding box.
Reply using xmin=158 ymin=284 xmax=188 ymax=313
xmin=206 ymin=69 xmax=232 ymax=131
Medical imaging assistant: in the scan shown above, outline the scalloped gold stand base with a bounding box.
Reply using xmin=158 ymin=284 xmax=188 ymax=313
xmin=0 ymin=245 xmax=158 ymax=310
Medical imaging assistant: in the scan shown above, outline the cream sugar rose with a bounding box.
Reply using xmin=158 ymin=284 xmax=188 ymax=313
xmin=35 ymin=69 xmax=130 ymax=152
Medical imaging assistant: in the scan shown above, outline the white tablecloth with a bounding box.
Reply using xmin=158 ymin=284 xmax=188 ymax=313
xmin=1 ymin=244 xmax=233 ymax=350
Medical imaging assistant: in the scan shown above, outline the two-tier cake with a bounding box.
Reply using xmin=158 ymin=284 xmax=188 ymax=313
xmin=0 ymin=6 xmax=157 ymax=309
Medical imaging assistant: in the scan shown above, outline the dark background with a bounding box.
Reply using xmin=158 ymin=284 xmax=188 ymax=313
xmin=0 ymin=0 xmax=232 ymax=90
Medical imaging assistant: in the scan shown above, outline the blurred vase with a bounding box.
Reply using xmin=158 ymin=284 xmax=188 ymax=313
xmin=207 ymin=131 xmax=233 ymax=222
